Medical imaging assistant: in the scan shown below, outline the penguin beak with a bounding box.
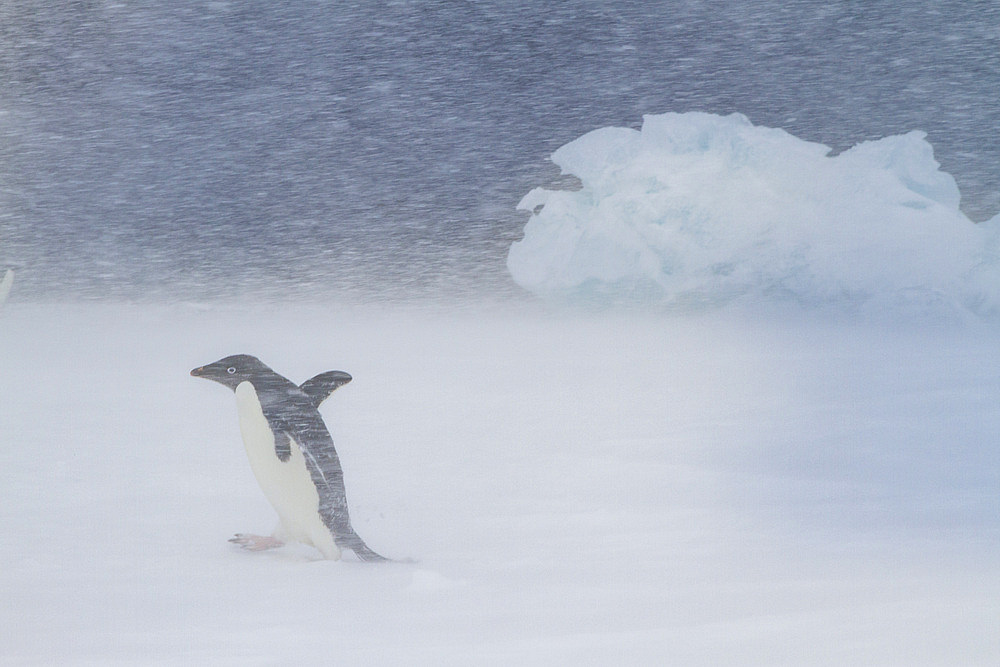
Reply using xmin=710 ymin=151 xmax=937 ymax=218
xmin=190 ymin=366 xmax=205 ymax=377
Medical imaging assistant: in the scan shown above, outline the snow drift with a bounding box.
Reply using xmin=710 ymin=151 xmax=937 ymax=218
xmin=508 ymin=112 xmax=1000 ymax=314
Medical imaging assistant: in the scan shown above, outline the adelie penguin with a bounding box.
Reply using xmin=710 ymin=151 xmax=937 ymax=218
xmin=191 ymin=354 xmax=388 ymax=562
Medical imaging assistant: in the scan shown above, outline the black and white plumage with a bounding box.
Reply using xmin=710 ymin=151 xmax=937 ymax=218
xmin=191 ymin=354 xmax=387 ymax=562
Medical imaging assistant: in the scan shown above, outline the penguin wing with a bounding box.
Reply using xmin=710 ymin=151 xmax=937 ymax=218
xmin=299 ymin=371 xmax=353 ymax=408
xmin=292 ymin=429 xmax=353 ymax=533
xmin=273 ymin=429 xmax=292 ymax=462
xmin=258 ymin=409 xmax=295 ymax=463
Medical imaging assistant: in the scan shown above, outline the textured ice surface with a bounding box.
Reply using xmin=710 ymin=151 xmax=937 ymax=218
xmin=509 ymin=112 xmax=1000 ymax=315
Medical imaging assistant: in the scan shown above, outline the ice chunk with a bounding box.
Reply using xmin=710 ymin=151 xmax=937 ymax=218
xmin=0 ymin=269 xmax=13 ymax=307
xmin=508 ymin=112 xmax=1000 ymax=315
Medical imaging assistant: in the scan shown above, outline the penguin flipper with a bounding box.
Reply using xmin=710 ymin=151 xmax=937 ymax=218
xmin=299 ymin=371 xmax=353 ymax=408
xmin=273 ymin=430 xmax=292 ymax=462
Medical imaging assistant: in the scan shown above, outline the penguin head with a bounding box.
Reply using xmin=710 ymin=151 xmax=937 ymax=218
xmin=190 ymin=354 xmax=270 ymax=391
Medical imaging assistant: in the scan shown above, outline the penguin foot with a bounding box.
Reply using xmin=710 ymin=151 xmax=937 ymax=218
xmin=229 ymin=533 xmax=285 ymax=552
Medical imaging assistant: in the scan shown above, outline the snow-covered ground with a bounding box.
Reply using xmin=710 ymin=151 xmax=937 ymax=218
xmin=1 ymin=301 xmax=997 ymax=664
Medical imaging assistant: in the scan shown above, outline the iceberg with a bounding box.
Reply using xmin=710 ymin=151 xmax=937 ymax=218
xmin=508 ymin=112 xmax=1000 ymax=315
xmin=0 ymin=269 xmax=12 ymax=308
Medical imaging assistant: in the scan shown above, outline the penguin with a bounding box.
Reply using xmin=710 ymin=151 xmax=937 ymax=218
xmin=191 ymin=354 xmax=388 ymax=562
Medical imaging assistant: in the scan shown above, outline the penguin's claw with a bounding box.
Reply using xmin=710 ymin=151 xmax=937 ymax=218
xmin=229 ymin=533 xmax=285 ymax=551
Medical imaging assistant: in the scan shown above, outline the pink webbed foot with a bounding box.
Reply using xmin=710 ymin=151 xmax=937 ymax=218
xmin=229 ymin=533 xmax=285 ymax=552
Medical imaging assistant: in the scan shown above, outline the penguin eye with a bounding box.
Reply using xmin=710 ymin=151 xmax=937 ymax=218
xmin=227 ymin=367 xmax=236 ymax=374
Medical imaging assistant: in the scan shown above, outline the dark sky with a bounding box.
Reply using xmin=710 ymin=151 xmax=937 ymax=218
xmin=2 ymin=0 xmax=998 ymax=301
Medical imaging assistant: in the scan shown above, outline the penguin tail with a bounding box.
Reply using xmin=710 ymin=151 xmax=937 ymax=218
xmin=337 ymin=531 xmax=392 ymax=563
xmin=352 ymin=542 xmax=392 ymax=563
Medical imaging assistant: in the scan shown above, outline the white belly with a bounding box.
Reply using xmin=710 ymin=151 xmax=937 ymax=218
xmin=234 ymin=381 xmax=341 ymax=559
